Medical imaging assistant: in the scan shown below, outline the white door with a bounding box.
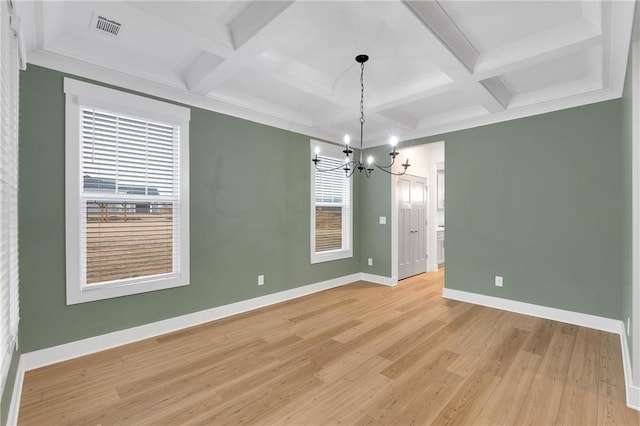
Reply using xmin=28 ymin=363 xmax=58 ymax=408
xmin=398 ymin=175 xmax=427 ymax=280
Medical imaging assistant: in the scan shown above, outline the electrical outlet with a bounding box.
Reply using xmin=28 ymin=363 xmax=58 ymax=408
xmin=367 ymin=258 xmax=373 ymax=266
xmin=495 ymin=276 xmax=503 ymax=287
xmin=379 ymin=216 xmax=386 ymax=225
xmin=258 ymin=275 xmax=264 ymax=286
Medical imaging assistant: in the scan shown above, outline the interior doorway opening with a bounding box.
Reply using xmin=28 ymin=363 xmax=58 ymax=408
xmin=391 ymin=141 xmax=444 ymax=282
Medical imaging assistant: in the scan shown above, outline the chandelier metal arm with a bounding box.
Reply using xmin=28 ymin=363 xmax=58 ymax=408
xmin=311 ymin=54 xmax=411 ymax=180
xmin=312 ymin=158 xmax=349 ymax=173
xmin=374 ymin=163 xmax=410 ymax=176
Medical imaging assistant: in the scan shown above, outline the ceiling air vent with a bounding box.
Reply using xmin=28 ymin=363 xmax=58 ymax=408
xmin=90 ymin=12 xmax=123 ymax=38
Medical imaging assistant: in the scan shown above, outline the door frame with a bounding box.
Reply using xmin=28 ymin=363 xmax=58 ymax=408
xmin=391 ymin=141 xmax=444 ymax=281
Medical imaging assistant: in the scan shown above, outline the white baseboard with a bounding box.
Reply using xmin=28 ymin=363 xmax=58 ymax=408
xmin=442 ymin=288 xmax=621 ymax=333
xmin=20 ymin=273 xmax=361 ymax=370
xmin=443 ymin=287 xmax=639 ymax=411
xmin=5 ymin=272 xmax=365 ymax=422
xmin=6 ymin=357 xmax=25 ymax=426
xmin=359 ymin=273 xmax=397 ymax=287
xmin=9 ymin=278 xmax=637 ymax=420
xmin=619 ymin=324 xmax=640 ymax=411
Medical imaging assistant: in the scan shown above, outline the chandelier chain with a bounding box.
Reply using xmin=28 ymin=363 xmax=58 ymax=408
xmin=311 ymin=54 xmax=411 ymax=178
xmin=359 ymin=61 xmax=365 ymax=126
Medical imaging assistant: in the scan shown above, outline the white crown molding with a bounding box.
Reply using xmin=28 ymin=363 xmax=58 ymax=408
xmin=442 ymin=287 xmax=638 ymax=411
xmin=26 ymin=49 xmax=341 ymax=145
xmin=24 ymin=44 xmax=629 ymax=151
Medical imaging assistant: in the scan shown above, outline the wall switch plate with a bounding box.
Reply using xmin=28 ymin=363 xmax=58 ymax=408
xmin=495 ymin=276 xmax=503 ymax=287
xmin=258 ymin=275 xmax=264 ymax=286
xmin=379 ymin=216 xmax=386 ymax=225
xmin=367 ymin=258 xmax=373 ymax=266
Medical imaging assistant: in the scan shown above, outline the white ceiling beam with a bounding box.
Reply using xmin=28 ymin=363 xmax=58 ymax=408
xmin=402 ymin=0 xmax=479 ymax=72
xmin=581 ymin=0 xmax=602 ymax=31
xmin=479 ymin=77 xmax=511 ymax=109
xmin=473 ymin=19 xmax=602 ymax=81
xmin=369 ymin=75 xmax=455 ymax=111
xmin=257 ymin=51 xmax=354 ymax=108
xmin=36 ymin=1 xmax=66 ymax=50
xmin=128 ymin=2 xmax=235 ymax=58
xmin=185 ymin=2 xmax=295 ymax=96
xmin=603 ymin=0 xmax=636 ymax=94
xmin=184 ymin=52 xmax=226 ymax=92
xmin=508 ymin=76 xmax=603 ymax=110
xmin=375 ymin=110 xmax=419 ymax=131
xmin=416 ymin=105 xmax=489 ymax=130
xmin=229 ymin=1 xmax=293 ymax=49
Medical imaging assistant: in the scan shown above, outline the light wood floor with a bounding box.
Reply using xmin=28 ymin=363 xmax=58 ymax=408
xmin=19 ymin=269 xmax=640 ymax=425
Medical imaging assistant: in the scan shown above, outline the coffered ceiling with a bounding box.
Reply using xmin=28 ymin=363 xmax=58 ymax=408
xmin=13 ymin=1 xmax=636 ymax=147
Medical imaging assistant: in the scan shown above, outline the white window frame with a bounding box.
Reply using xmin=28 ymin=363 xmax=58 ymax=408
xmin=1 ymin=0 xmax=21 ymax=394
xmin=310 ymin=139 xmax=353 ymax=264
xmin=64 ymin=78 xmax=190 ymax=305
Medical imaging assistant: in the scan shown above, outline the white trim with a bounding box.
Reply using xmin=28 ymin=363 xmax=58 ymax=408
xmin=64 ymin=78 xmax=190 ymax=305
xmin=28 ymin=50 xmax=341 ymax=145
xmin=7 ymin=276 xmax=636 ymax=419
xmin=359 ymin=273 xmax=397 ymax=287
xmin=7 ymin=273 xmax=366 ymax=423
xmin=18 ymin=273 xmax=360 ymax=371
xmin=6 ymin=357 xmax=25 ymax=426
xmin=620 ymin=324 xmax=640 ymax=410
xmin=64 ymin=78 xmax=190 ymax=124
xmin=309 ymin=140 xmax=353 ymax=264
xmin=442 ymin=287 xmax=639 ymax=411
xmin=631 ymin=38 xmax=640 ymax=389
xmin=391 ymin=173 xmax=399 ymax=282
xmin=442 ymin=288 xmax=621 ymax=333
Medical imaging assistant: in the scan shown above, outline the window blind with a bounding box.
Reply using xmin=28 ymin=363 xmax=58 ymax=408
xmin=314 ymin=155 xmax=350 ymax=253
xmin=0 ymin=0 xmax=20 ymax=393
xmin=80 ymin=107 xmax=181 ymax=286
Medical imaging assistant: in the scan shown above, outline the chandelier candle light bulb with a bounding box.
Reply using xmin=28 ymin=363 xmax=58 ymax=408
xmin=312 ymin=54 xmax=410 ymax=178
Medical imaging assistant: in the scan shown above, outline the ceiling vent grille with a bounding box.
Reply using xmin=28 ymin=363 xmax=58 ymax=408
xmin=91 ymin=13 xmax=123 ymax=38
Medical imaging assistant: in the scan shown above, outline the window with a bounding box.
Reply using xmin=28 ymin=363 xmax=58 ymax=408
xmin=310 ymin=140 xmax=352 ymax=263
xmin=65 ymin=78 xmax=190 ymax=304
xmin=0 ymin=0 xmax=20 ymax=392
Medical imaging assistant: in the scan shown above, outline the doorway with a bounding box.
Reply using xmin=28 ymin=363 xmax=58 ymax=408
xmin=398 ymin=174 xmax=427 ymax=280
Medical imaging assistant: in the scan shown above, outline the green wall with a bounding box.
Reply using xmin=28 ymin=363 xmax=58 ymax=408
xmin=18 ymin=65 xmax=361 ymax=352
xmin=388 ymin=99 xmax=626 ymax=320
xmin=359 ymin=146 xmax=393 ymax=276
xmin=15 ymin=64 xmax=633 ymax=351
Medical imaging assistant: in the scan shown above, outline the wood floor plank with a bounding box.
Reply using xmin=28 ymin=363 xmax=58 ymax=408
xmin=513 ymin=329 xmax=577 ymax=425
xmin=17 ymin=268 xmax=640 ymax=425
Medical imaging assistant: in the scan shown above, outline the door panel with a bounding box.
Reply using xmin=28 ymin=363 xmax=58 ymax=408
xmin=398 ymin=178 xmax=412 ymax=280
xmin=398 ymin=175 xmax=427 ymax=280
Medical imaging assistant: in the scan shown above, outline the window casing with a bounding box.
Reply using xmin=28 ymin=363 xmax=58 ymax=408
xmin=310 ymin=140 xmax=353 ymax=264
xmin=65 ymin=78 xmax=190 ymax=304
xmin=0 ymin=0 xmax=20 ymax=393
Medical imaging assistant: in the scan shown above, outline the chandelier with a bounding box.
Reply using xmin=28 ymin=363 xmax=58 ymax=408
xmin=312 ymin=54 xmax=411 ymax=178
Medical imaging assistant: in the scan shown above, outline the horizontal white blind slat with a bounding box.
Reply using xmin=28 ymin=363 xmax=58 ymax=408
xmin=1 ymin=0 xmax=21 ymax=395
xmin=313 ymin=154 xmax=350 ymax=254
xmin=78 ymin=106 xmax=181 ymax=289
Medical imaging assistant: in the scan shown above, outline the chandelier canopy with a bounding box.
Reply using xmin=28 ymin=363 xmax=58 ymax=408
xmin=312 ymin=54 xmax=411 ymax=178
